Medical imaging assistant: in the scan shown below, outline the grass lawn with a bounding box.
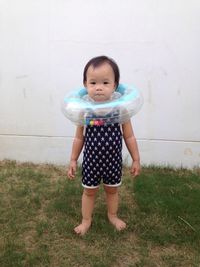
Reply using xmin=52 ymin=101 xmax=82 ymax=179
xmin=0 ymin=160 xmax=200 ymax=267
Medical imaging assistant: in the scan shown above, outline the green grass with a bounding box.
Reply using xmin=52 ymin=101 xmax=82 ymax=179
xmin=0 ymin=160 xmax=200 ymax=266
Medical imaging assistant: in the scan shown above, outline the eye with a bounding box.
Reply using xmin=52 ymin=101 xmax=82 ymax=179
xmin=104 ymin=81 xmax=109 ymax=85
xmin=90 ymin=82 xmax=96 ymax=85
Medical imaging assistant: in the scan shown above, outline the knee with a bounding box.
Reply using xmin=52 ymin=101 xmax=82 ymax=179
xmin=104 ymin=186 xmax=118 ymax=195
xmin=83 ymin=188 xmax=98 ymax=197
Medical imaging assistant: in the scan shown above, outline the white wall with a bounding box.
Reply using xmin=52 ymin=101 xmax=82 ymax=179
xmin=0 ymin=0 xmax=200 ymax=168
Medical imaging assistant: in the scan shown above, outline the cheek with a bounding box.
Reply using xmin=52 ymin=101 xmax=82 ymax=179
xmin=87 ymin=88 xmax=94 ymax=95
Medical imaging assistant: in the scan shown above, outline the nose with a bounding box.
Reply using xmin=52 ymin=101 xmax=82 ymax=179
xmin=96 ymin=84 xmax=103 ymax=91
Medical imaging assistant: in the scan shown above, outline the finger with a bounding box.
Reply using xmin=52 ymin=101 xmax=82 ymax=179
xmin=130 ymin=168 xmax=135 ymax=175
xmin=69 ymin=166 xmax=77 ymax=179
xmin=67 ymin=169 xmax=75 ymax=179
xmin=71 ymin=167 xmax=76 ymax=177
xmin=134 ymin=169 xmax=140 ymax=177
xmin=68 ymin=174 xmax=75 ymax=180
xmin=130 ymin=168 xmax=138 ymax=177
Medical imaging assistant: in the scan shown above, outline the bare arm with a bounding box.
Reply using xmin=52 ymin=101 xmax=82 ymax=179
xmin=68 ymin=126 xmax=84 ymax=179
xmin=122 ymin=120 xmax=141 ymax=177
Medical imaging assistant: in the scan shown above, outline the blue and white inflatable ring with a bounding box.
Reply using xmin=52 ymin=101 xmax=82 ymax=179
xmin=61 ymin=84 xmax=143 ymax=126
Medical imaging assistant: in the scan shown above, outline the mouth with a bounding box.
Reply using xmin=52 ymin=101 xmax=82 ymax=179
xmin=93 ymin=94 xmax=106 ymax=102
xmin=94 ymin=93 xmax=104 ymax=97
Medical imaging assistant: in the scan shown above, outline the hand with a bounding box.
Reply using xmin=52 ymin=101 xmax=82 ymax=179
xmin=130 ymin=160 xmax=141 ymax=177
xmin=67 ymin=160 xmax=77 ymax=180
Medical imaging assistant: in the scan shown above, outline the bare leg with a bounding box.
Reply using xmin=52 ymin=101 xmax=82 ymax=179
xmin=74 ymin=187 xmax=98 ymax=235
xmin=104 ymin=185 xmax=126 ymax=231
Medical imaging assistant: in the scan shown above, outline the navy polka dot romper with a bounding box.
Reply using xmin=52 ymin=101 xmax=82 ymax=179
xmin=82 ymin=122 xmax=122 ymax=188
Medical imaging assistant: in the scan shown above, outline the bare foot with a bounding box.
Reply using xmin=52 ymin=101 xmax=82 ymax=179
xmin=108 ymin=214 xmax=126 ymax=231
xmin=74 ymin=220 xmax=91 ymax=236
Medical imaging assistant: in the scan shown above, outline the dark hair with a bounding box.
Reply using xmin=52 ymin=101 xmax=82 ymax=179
xmin=83 ymin=56 xmax=120 ymax=88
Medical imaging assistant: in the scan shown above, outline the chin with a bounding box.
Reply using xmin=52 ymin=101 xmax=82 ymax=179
xmin=96 ymin=95 xmax=111 ymax=101
xmin=94 ymin=96 xmax=105 ymax=102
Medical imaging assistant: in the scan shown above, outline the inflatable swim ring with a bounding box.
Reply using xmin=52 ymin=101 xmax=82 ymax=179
xmin=61 ymin=84 xmax=143 ymax=126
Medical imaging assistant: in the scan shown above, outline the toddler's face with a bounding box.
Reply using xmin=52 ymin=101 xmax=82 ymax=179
xmin=84 ymin=63 xmax=116 ymax=102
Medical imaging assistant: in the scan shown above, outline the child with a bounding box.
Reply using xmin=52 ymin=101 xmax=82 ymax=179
xmin=67 ymin=56 xmax=141 ymax=235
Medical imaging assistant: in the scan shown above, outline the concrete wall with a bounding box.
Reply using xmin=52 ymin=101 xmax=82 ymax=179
xmin=0 ymin=0 xmax=200 ymax=168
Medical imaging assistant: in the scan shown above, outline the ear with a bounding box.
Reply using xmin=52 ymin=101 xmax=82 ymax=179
xmin=113 ymin=83 xmax=117 ymax=91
